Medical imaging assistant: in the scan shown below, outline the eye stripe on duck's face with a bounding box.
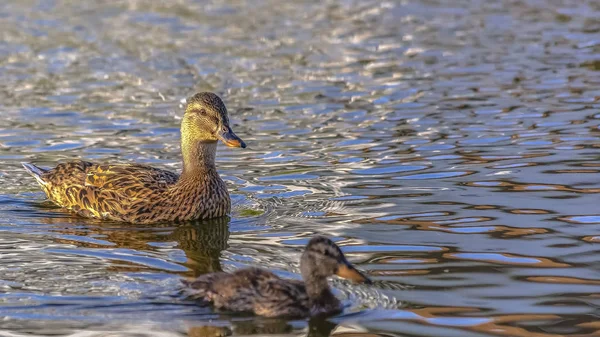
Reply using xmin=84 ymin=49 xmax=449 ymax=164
xmin=189 ymin=105 xmax=215 ymax=117
xmin=188 ymin=106 xmax=224 ymax=126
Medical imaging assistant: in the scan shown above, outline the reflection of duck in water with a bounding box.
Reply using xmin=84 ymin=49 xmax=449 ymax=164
xmin=184 ymin=236 xmax=371 ymax=318
xmin=172 ymin=218 xmax=229 ymax=277
xmin=45 ymin=216 xmax=230 ymax=276
xmin=22 ymin=92 xmax=246 ymax=224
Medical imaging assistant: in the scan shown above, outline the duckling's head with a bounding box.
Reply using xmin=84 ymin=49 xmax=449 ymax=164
xmin=182 ymin=92 xmax=246 ymax=148
xmin=300 ymin=236 xmax=371 ymax=284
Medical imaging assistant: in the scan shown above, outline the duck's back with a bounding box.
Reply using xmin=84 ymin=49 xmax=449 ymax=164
xmin=185 ymin=267 xmax=310 ymax=318
xmin=25 ymin=160 xmax=179 ymax=222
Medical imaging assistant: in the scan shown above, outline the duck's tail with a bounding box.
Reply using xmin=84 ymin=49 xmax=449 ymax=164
xmin=22 ymin=162 xmax=49 ymax=187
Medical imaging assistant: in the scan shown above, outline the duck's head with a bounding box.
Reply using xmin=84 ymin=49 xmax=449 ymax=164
xmin=300 ymin=236 xmax=371 ymax=284
xmin=182 ymin=92 xmax=246 ymax=148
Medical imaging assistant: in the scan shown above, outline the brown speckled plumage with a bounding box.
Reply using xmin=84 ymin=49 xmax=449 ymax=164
xmin=22 ymin=92 xmax=246 ymax=224
xmin=183 ymin=236 xmax=372 ymax=318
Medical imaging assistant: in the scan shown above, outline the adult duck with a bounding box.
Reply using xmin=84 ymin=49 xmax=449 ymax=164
xmin=22 ymin=92 xmax=246 ymax=224
xmin=183 ymin=236 xmax=371 ymax=318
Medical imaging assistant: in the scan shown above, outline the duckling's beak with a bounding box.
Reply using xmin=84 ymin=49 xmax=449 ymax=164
xmin=336 ymin=262 xmax=372 ymax=284
xmin=218 ymin=126 xmax=246 ymax=148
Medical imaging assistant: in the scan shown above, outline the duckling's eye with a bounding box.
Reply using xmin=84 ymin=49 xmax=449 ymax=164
xmin=199 ymin=109 xmax=207 ymax=115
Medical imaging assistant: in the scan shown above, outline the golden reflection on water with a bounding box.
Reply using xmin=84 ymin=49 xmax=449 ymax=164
xmin=361 ymin=212 xmax=549 ymax=238
xmin=526 ymin=276 xmax=600 ymax=285
xmin=464 ymin=180 xmax=600 ymax=194
xmin=444 ymin=252 xmax=570 ymax=268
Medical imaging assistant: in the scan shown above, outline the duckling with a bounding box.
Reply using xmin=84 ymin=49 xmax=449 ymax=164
xmin=183 ymin=236 xmax=371 ymax=318
xmin=22 ymin=92 xmax=246 ymax=224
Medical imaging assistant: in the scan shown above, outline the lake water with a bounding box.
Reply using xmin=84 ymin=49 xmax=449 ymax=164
xmin=1 ymin=0 xmax=600 ymax=336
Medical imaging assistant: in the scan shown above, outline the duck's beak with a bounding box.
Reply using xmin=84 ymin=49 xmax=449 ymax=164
xmin=336 ymin=262 xmax=372 ymax=284
xmin=218 ymin=126 xmax=246 ymax=148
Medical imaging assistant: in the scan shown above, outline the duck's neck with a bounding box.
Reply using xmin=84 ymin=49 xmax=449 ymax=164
xmin=303 ymin=275 xmax=339 ymax=310
xmin=181 ymin=139 xmax=217 ymax=177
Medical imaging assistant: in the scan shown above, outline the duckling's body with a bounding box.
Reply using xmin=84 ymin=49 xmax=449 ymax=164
xmin=186 ymin=267 xmax=319 ymax=317
xmin=184 ymin=236 xmax=371 ymax=318
xmin=22 ymin=92 xmax=245 ymax=224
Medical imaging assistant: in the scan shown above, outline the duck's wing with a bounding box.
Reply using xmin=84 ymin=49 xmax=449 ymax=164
xmin=251 ymin=278 xmax=310 ymax=318
xmin=32 ymin=160 xmax=179 ymax=220
xmin=202 ymin=268 xmax=281 ymax=310
xmin=84 ymin=163 xmax=179 ymax=194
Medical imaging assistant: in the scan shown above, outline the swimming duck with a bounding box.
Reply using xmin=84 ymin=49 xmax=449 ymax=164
xmin=22 ymin=92 xmax=246 ymax=224
xmin=183 ymin=236 xmax=371 ymax=318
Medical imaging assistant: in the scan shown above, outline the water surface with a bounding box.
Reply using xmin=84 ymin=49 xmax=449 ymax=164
xmin=1 ymin=0 xmax=600 ymax=336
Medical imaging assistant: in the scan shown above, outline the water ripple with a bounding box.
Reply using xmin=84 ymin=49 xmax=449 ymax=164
xmin=0 ymin=0 xmax=599 ymax=335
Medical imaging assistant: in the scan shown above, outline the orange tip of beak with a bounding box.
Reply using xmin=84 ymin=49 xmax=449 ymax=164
xmin=336 ymin=264 xmax=372 ymax=284
xmin=223 ymin=138 xmax=246 ymax=148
